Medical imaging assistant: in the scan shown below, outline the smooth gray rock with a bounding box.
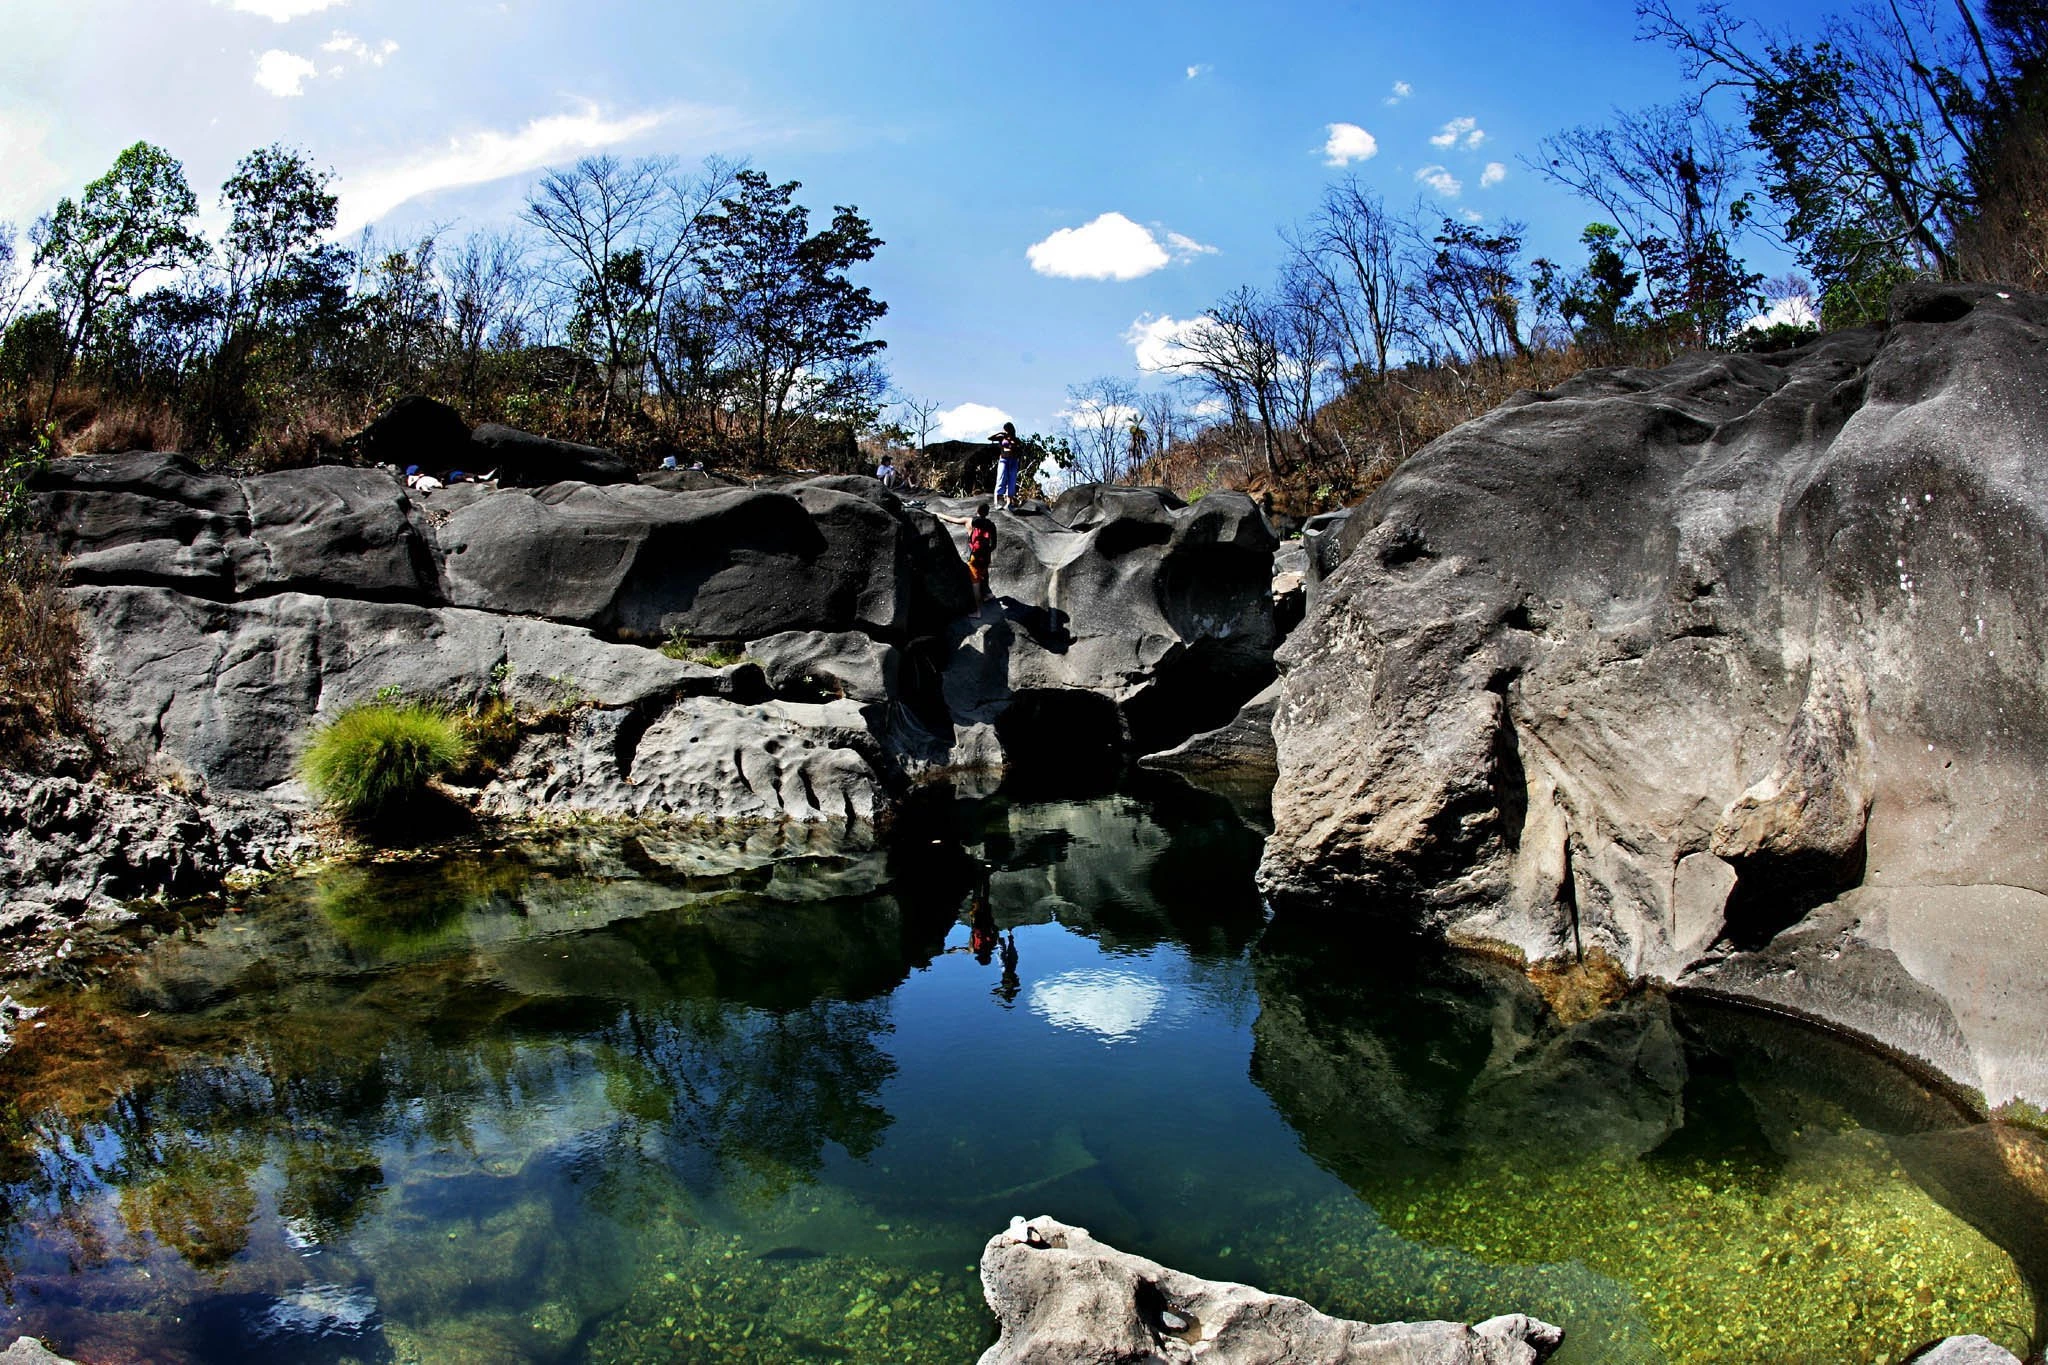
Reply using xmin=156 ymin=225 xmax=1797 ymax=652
xmin=33 ymin=453 xmax=439 ymax=603
xmin=934 ymin=487 xmax=1279 ymax=759
xmin=746 ymin=629 xmax=900 ymax=704
xmin=71 ymin=585 xmax=697 ymax=793
xmin=977 ymin=1216 xmax=1562 ymax=1365
xmin=1259 ymin=284 xmax=2048 ymax=1106
xmin=0 ymin=1339 xmax=79 ymax=1365
xmin=437 ymin=478 xmax=960 ymax=640
xmin=1684 ymin=885 xmax=2048 ymax=1111
xmin=468 ymin=421 xmax=635 ymax=486
xmin=1911 ymin=1337 xmax=2025 ymax=1365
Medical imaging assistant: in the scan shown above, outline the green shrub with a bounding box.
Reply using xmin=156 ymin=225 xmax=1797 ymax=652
xmin=297 ymin=701 xmax=472 ymax=821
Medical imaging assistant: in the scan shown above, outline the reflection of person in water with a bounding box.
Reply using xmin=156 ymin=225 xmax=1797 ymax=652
xmin=968 ymin=863 xmax=998 ymax=965
xmin=994 ymin=931 xmax=1021 ymax=1006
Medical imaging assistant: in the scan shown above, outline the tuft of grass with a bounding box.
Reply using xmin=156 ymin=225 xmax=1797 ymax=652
xmin=297 ymin=701 xmax=472 ymax=822
xmin=659 ymin=634 xmax=748 ymax=668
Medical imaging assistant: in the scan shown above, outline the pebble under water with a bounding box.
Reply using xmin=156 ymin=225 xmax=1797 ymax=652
xmin=0 ymin=782 xmax=2038 ymax=1364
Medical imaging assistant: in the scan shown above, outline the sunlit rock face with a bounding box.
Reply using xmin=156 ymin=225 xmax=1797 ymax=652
xmin=1259 ymin=283 xmax=2048 ymax=1107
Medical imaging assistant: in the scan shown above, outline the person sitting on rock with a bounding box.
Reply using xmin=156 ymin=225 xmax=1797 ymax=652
xmin=936 ymin=502 xmax=997 ymax=606
xmin=877 ymin=453 xmax=902 ymax=488
xmin=989 ymin=422 xmax=1022 ymax=510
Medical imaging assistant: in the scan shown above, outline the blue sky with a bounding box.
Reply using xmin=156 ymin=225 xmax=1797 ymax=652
xmin=0 ymin=0 xmax=1833 ymax=439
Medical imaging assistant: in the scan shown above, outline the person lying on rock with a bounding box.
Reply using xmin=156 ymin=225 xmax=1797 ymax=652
xmin=936 ymin=502 xmax=997 ymax=606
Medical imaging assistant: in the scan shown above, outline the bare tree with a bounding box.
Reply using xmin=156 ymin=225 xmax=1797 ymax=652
xmin=1061 ymin=375 xmax=1142 ymax=484
xmin=1291 ymin=176 xmax=1412 ymax=380
xmin=896 ymin=393 xmax=943 ymax=450
xmin=525 ymin=154 xmax=740 ymax=432
xmin=441 ymin=230 xmax=532 ymax=403
xmin=1138 ymin=387 xmax=1189 ymax=454
xmin=0 ymin=224 xmax=32 ymax=330
xmin=1161 ymin=286 xmax=1293 ymax=478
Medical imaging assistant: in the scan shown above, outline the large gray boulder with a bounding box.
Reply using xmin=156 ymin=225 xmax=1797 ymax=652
xmin=33 ymin=454 xmax=440 ymax=603
xmin=978 ymin=1216 xmax=1562 ymax=1365
xmin=935 ymin=487 xmax=1279 ymax=761
xmin=468 ymin=421 xmax=635 ymax=486
xmin=1259 ymin=282 xmax=2048 ymax=1107
xmin=437 ymin=477 xmax=966 ymax=641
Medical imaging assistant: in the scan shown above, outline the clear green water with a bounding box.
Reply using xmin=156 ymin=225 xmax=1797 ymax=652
xmin=0 ymin=783 xmax=2039 ymax=1364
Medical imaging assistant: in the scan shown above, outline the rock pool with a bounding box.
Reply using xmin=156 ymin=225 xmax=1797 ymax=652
xmin=0 ymin=783 xmax=2037 ymax=1364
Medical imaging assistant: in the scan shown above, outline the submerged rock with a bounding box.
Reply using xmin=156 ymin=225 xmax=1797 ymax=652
xmin=1260 ymin=283 xmax=2048 ymax=1107
xmin=976 ymin=1215 xmax=1562 ymax=1364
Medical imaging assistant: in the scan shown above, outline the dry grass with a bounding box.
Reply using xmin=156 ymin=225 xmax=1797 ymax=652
xmin=1140 ymin=344 xmax=1655 ymax=520
xmin=1957 ymin=99 xmax=2048 ymax=291
xmin=0 ymin=537 xmax=92 ymax=771
xmin=69 ymin=395 xmax=188 ymax=456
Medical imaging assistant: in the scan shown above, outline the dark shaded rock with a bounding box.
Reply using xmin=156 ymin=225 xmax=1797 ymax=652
xmin=1260 ymin=283 xmax=2048 ymax=1105
xmin=1137 ymin=680 xmax=1278 ymax=785
xmin=935 ymin=486 xmax=1279 ymax=763
xmin=350 ymin=395 xmax=470 ymax=472
xmin=33 ymin=454 xmax=439 ymax=604
xmin=436 ymin=479 xmax=956 ymax=641
xmin=468 ymin=422 xmax=635 ymax=487
xmin=639 ymin=467 xmax=748 ymax=492
xmin=977 ymin=1216 xmax=1562 ymax=1365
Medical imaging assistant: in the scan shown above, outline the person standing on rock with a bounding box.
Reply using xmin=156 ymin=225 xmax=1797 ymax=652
xmin=936 ymin=502 xmax=998 ymax=607
xmin=989 ymin=422 xmax=1022 ymax=510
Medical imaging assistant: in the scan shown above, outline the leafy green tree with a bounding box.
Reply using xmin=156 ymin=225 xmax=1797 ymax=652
xmin=1536 ymin=223 xmax=1644 ymax=356
xmin=696 ymin=170 xmax=888 ymax=463
xmin=1636 ymin=1 xmax=2010 ymax=322
xmin=204 ymin=145 xmax=350 ymax=446
xmin=30 ymin=141 xmax=204 ymax=416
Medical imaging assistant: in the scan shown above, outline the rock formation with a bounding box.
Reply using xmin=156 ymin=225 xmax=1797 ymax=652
xmin=30 ymin=454 xmax=1276 ymax=834
xmin=1259 ymin=283 xmax=2048 ymax=1109
xmin=977 ymin=1215 xmax=1563 ymax=1365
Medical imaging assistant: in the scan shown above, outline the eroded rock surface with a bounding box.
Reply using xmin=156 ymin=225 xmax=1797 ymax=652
xmin=30 ymin=458 xmax=1278 ymax=842
xmin=977 ymin=1216 xmax=1562 ymax=1365
xmin=1259 ymin=282 xmax=2048 ymax=1106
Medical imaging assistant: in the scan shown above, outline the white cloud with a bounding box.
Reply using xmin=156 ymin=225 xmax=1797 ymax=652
xmin=1415 ymin=165 xmax=1462 ymax=197
xmin=1125 ymin=313 xmax=1225 ymax=372
xmin=1028 ymin=212 xmax=1205 ymax=281
xmin=1323 ymin=122 xmax=1378 ymax=166
xmin=336 ymin=104 xmax=685 ymax=233
xmin=1746 ymin=294 xmax=1818 ymax=330
xmin=1186 ymin=63 xmax=1211 ymax=79
xmin=1430 ymin=116 xmax=1486 ymax=150
xmin=217 ymin=0 xmax=348 ymax=20
xmin=1460 ymin=208 xmax=1485 ymax=223
xmin=0 ymin=107 xmax=67 ymax=226
xmin=1384 ymin=81 xmax=1413 ymax=106
xmin=931 ymin=402 xmax=1015 ymax=442
xmin=1059 ymin=397 xmax=1142 ymax=430
xmin=323 ymin=30 xmax=398 ymax=65
xmin=253 ymin=49 xmax=320 ymax=97
xmin=1480 ymin=162 xmax=1506 ymax=188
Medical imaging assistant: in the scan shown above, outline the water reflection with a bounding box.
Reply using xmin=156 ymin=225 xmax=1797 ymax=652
xmin=0 ymin=786 xmax=2031 ymax=1365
